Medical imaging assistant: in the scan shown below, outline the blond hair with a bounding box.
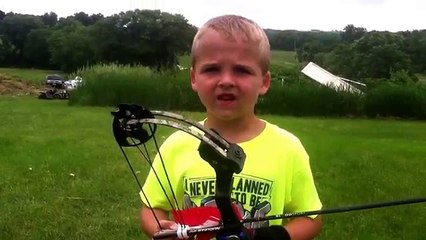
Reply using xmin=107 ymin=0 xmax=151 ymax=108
xmin=191 ymin=15 xmax=271 ymax=74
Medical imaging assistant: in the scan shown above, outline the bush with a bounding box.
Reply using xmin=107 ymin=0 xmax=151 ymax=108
xmin=69 ymin=64 xmax=425 ymax=119
xmin=364 ymin=84 xmax=426 ymax=119
xmin=258 ymin=79 xmax=364 ymax=117
xmin=69 ymin=64 xmax=202 ymax=111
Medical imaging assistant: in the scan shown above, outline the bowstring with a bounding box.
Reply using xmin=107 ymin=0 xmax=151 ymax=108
xmin=117 ymin=145 xmax=162 ymax=228
xmin=126 ymin=136 xmax=187 ymax=229
xmin=138 ymin=123 xmax=186 ymax=225
xmin=131 ymin=140 xmax=178 ymax=216
xmin=119 ymin=125 xmax=186 ymax=230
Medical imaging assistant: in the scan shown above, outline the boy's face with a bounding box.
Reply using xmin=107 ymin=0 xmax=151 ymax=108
xmin=191 ymin=30 xmax=271 ymax=121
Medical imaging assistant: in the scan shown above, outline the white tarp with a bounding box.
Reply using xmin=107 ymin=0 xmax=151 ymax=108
xmin=301 ymin=62 xmax=362 ymax=93
xmin=64 ymin=76 xmax=83 ymax=90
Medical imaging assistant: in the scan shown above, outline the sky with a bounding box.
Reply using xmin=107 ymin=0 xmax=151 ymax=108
xmin=1 ymin=0 xmax=425 ymax=32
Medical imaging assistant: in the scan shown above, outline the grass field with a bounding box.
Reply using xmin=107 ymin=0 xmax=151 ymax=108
xmin=270 ymin=50 xmax=298 ymax=67
xmin=1 ymin=96 xmax=425 ymax=239
xmin=178 ymin=50 xmax=297 ymax=69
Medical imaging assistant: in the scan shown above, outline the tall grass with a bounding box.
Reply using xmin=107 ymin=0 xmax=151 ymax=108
xmin=70 ymin=64 xmax=202 ymax=111
xmin=69 ymin=63 xmax=425 ymax=119
xmin=365 ymin=84 xmax=426 ymax=119
xmin=259 ymin=81 xmax=364 ymax=117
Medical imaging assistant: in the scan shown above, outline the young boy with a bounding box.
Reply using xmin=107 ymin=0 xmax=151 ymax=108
xmin=140 ymin=15 xmax=322 ymax=240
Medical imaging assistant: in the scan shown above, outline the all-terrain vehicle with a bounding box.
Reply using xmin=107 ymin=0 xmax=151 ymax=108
xmin=38 ymin=88 xmax=70 ymax=99
xmin=38 ymin=74 xmax=70 ymax=100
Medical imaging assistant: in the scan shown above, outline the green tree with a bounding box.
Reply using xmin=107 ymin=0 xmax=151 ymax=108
xmin=323 ymin=44 xmax=355 ymax=78
xmin=268 ymin=30 xmax=299 ymax=51
xmin=48 ymin=21 xmax=94 ymax=72
xmin=0 ymin=13 xmax=44 ymax=66
xmin=294 ymin=31 xmax=340 ymax=63
xmin=352 ymin=32 xmax=410 ymax=78
xmin=88 ymin=17 xmax=124 ymax=63
xmin=73 ymin=12 xmax=103 ymax=26
xmin=341 ymin=24 xmax=367 ymax=43
xmin=23 ymin=28 xmax=53 ymax=68
xmin=41 ymin=12 xmax=58 ymax=27
xmin=402 ymin=30 xmax=426 ymax=73
xmin=90 ymin=9 xmax=196 ymax=70
xmin=0 ymin=35 xmax=15 ymax=65
xmin=0 ymin=10 xmax=5 ymax=20
xmin=323 ymin=31 xmax=411 ymax=80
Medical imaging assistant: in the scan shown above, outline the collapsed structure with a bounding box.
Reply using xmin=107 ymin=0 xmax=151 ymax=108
xmin=301 ymin=62 xmax=365 ymax=93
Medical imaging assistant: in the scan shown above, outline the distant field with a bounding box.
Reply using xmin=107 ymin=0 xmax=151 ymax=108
xmin=270 ymin=50 xmax=298 ymax=67
xmin=178 ymin=50 xmax=298 ymax=68
xmin=416 ymin=73 xmax=426 ymax=84
xmin=0 ymin=67 xmax=61 ymax=85
xmin=178 ymin=55 xmax=191 ymax=68
xmin=1 ymin=96 xmax=425 ymax=239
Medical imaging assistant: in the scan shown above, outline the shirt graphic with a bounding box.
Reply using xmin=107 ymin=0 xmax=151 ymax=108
xmin=183 ymin=174 xmax=273 ymax=228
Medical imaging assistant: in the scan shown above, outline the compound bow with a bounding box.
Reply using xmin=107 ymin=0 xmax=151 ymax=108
xmin=111 ymin=103 xmax=426 ymax=240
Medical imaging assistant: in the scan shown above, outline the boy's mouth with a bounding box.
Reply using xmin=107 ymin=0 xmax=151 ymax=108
xmin=217 ymin=93 xmax=236 ymax=101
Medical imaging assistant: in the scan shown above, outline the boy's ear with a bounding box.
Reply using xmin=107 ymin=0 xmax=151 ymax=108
xmin=259 ymin=71 xmax=271 ymax=95
xmin=190 ymin=67 xmax=197 ymax=91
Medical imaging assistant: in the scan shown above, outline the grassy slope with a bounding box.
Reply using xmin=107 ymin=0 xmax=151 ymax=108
xmin=0 ymin=68 xmax=61 ymax=85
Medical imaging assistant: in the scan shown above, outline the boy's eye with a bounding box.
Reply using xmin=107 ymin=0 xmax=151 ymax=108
xmin=234 ymin=66 xmax=252 ymax=75
xmin=201 ymin=66 xmax=219 ymax=73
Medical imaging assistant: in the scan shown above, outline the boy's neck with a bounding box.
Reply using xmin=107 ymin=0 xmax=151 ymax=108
xmin=204 ymin=115 xmax=265 ymax=143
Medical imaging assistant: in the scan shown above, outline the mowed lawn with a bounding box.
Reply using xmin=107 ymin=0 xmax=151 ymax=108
xmin=270 ymin=50 xmax=298 ymax=67
xmin=0 ymin=96 xmax=425 ymax=240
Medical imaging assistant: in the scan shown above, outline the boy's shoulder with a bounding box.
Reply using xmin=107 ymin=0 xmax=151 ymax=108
xmin=261 ymin=120 xmax=309 ymax=160
xmin=263 ymin=120 xmax=303 ymax=145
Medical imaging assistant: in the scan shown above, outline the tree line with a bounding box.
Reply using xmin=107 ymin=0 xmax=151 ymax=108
xmin=267 ymin=25 xmax=425 ymax=81
xmin=0 ymin=9 xmax=425 ymax=81
xmin=0 ymin=9 xmax=197 ymax=72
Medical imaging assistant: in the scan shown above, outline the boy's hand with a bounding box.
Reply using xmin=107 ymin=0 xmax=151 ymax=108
xmin=155 ymin=220 xmax=179 ymax=240
xmin=159 ymin=219 xmax=178 ymax=230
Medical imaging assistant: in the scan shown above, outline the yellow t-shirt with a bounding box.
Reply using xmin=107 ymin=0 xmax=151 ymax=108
xmin=142 ymin=120 xmax=322 ymax=226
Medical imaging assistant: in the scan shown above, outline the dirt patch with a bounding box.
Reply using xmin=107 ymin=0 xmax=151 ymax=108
xmin=0 ymin=73 xmax=41 ymax=96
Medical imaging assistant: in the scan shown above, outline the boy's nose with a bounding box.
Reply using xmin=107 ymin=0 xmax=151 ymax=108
xmin=218 ymin=72 xmax=235 ymax=88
